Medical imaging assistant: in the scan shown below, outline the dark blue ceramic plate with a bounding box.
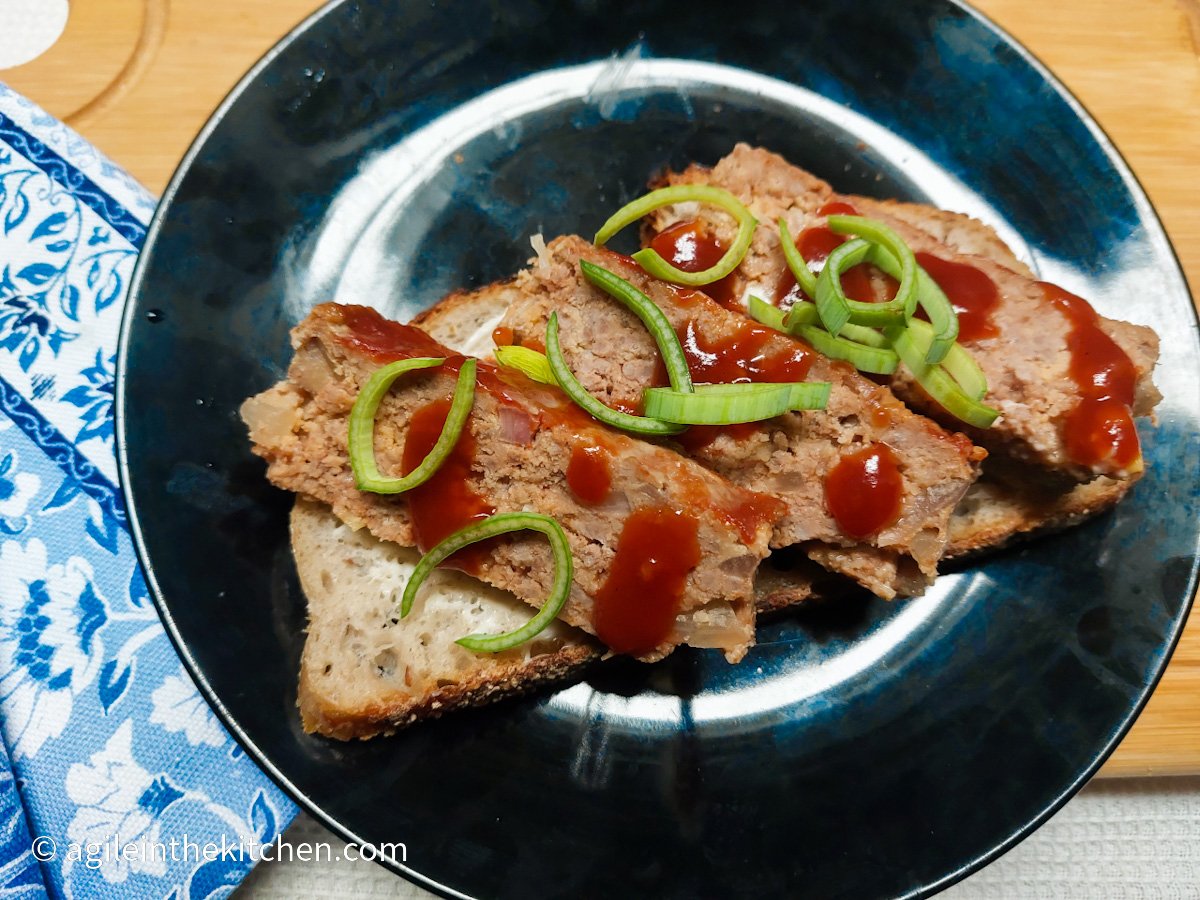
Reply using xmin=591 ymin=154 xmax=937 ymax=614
xmin=116 ymin=2 xmax=1200 ymax=897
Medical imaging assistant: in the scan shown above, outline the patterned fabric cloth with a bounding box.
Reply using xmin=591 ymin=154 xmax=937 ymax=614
xmin=0 ymin=83 xmax=296 ymax=899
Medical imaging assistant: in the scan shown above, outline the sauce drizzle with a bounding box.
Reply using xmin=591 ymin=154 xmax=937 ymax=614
xmin=678 ymin=318 xmax=815 ymax=385
xmin=1040 ymin=283 xmax=1140 ymax=470
xmin=774 ymin=201 xmax=897 ymax=307
xmin=649 ymin=220 xmax=741 ymax=309
xmin=334 ymin=305 xmax=596 ymax=429
xmin=566 ymin=444 xmax=613 ymax=505
xmin=592 ymin=506 xmax=701 ymax=656
xmin=914 ymin=252 xmax=999 ymax=342
xmin=825 ymin=443 xmax=904 ymax=539
xmin=401 ymin=395 xmax=496 ymax=573
xmin=672 ymin=318 xmax=816 ymax=450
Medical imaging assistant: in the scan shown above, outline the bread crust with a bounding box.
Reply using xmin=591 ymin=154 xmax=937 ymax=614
xmin=292 ymin=497 xmax=602 ymax=740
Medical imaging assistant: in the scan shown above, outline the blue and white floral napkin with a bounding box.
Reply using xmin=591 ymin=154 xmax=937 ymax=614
xmin=0 ymin=82 xmax=296 ymax=899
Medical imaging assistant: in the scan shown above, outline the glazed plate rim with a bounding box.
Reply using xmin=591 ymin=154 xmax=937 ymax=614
xmin=114 ymin=2 xmax=1199 ymax=898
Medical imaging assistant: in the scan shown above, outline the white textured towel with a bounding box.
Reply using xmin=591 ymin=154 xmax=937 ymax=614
xmin=234 ymin=777 xmax=1200 ymax=898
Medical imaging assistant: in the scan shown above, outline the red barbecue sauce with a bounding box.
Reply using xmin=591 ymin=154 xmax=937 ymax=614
xmin=775 ymin=201 xmax=898 ymax=308
xmin=819 ymin=201 xmax=861 ymax=217
xmin=340 ymin=304 xmax=450 ymax=359
xmin=678 ymin=318 xmax=815 ymax=384
xmin=401 ymin=396 xmax=496 ymax=573
xmin=520 ymin=336 xmax=546 ymax=354
xmin=492 ymin=325 xmax=514 ymax=346
xmin=825 ymin=443 xmax=904 ymax=539
xmin=566 ymin=444 xmax=612 ymax=505
xmin=592 ymin=506 xmax=701 ymax=656
xmin=914 ymin=252 xmax=1000 ymax=342
xmin=335 ymin=305 xmax=593 ymax=429
xmin=697 ymin=487 xmax=782 ymax=546
xmin=648 ymin=220 xmax=740 ymax=309
xmin=336 ymin=305 xmax=606 ymax=571
xmin=673 ymin=317 xmax=816 ymax=452
xmin=1040 ymin=283 xmax=1140 ymax=470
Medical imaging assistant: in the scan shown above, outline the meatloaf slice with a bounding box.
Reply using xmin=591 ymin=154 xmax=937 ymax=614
xmin=243 ymin=303 xmax=781 ymax=663
xmin=494 ymin=236 xmax=984 ymax=600
xmin=648 ymin=143 xmax=1160 ymax=481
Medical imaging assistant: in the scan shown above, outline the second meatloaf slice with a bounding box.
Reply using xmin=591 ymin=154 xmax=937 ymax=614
xmin=243 ymin=303 xmax=781 ymax=663
xmin=494 ymin=236 xmax=984 ymax=599
xmin=648 ymin=143 xmax=1161 ymax=481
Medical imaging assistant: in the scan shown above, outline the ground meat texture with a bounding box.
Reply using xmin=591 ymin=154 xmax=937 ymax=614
xmin=649 ymin=143 xmax=1161 ymax=481
xmin=243 ymin=304 xmax=781 ymax=663
xmin=496 ymin=236 xmax=984 ymax=600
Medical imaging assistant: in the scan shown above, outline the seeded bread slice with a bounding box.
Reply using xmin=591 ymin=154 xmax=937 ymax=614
xmin=293 ymin=497 xmax=600 ymax=740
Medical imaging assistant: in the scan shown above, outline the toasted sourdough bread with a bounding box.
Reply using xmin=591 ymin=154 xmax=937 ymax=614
xmin=293 ymin=497 xmax=601 ymax=739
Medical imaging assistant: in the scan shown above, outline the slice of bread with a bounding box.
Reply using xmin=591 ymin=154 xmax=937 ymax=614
xmin=293 ymin=497 xmax=600 ymax=739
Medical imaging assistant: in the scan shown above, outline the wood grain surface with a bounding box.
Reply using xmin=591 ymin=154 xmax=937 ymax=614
xmin=3 ymin=0 xmax=1196 ymax=776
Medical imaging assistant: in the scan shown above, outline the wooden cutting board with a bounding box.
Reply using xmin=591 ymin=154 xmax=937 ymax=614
xmin=4 ymin=0 xmax=1196 ymax=777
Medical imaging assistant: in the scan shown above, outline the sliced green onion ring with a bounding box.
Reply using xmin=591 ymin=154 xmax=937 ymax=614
xmin=911 ymin=269 xmax=959 ymax=364
xmin=580 ymin=260 xmax=692 ymax=392
xmin=348 ymin=357 xmax=476 ymax=494
xmin=794 ymin=324 xmax=899 ymax=375
xmin=900 ymin=319 xmax=988 ymax=400
xmin=840 ymin=322 xmax=892 ymax=349
xmin=815 ymin=238 xmax=907 ymax=334
xmin=831 ymin=223 xmax=958 ymax=364
xmin=400 ymin=512 xmax=573 ymax=652
xmin=778 ymin=218 xmax=818 ymax=298
xmin=593 ymin=185 xmax=757 ymax=286
xmin=644 ymin=382 xmax=830 ymax=425
xmin=778 ymin=300 xmax=890 ymax=347
xmin=494 ymin=344 xmax=556 ymax=385
xmin=545 ymin=312 xmax=686 ymax=435
xmin=885 ymin=322 xmax=999 ymax=428
xmin=828 ymin=214 xmax=919 ymax=317
xmin=782 ymin=299 xmax=821 ymax=330
xmin=748 ymin=295 xmax=786 ymax=331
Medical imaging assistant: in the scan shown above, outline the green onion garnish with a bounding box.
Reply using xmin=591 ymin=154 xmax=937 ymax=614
xmin=885 ymin=322 xmax=1000 ymax=428
xmin=593 ymin=185 xmax=757 ymax=287
xmin=793 ymin=324 xmax=899 ymax=375
xmin=748 ymin=295 xmax=786 ymax=331
xmin=815 ymin=238 xmax=907 ymax=333
xmin=782 ymin=299 xmax=821 ymax=329
xmin=828 ymin=215 xmax=919 ymax=318
xmin=643 ymin=382 xmax=830 ymax=425
xmin=580 ymin=260 xmax=692 ymax=392
xmin=400 ymin=512 xmax=573 ymax=652
xmin=899 ymin=319 xmax=988 ymax=400
xmin=545 ymin=312 xmax=686 ymax=435
xmin=784 ymin=302 xmax=891 ymax=348
xmin=833 ymin=224 xmax=958 ymax=364
xmin=752 ymin=297 xmax=896 ymax=372
xmin=348 ymin=357 xmax=476 ymax=494
xmin=778 ymin=218 xmax=818 ymax=298
xmin=839 ymin=322 xmax=892 ymax=349
xmin=494 ymin=344 xmax=556 ymax=385
xmin=912 ymin=269 xmax=959 ymax=364
xmin=756 ymin=226 xmax=993 ymax=427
